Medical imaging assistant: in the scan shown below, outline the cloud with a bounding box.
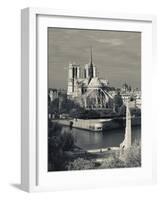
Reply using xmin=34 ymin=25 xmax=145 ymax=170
xmin=95 ymin=38 xmax=123 ymax=46
xmin=48 ymin=28 xmax=141 ymax=89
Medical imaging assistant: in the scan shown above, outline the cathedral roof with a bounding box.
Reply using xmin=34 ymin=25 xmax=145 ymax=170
xmin=88 ymin=77 xmax=103 ymax=88
xmin=77 ymin=78 xmax=89 ymax=86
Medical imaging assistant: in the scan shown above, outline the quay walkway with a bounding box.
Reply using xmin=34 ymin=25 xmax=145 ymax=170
xmin=52 ymin=116 xmax=140 ymax=132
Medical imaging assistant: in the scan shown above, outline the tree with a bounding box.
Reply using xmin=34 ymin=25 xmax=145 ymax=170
xmin=67 ymin=158 xmax=95 ymax=170
xmin=60 ymin=130 xmax=74 ymax=151
xmin=113 ymin=92 xmax=123 ymax=113
xmin=48 ymin=98 xmax=59 ymax=113
xmin=99 ymin=154 xmax=125 ymax=169
xmin=122 ymin=141 xmax=141 ymax=167
xmin=99 ymin=141 xmax=141 ymax=169
xmin=48 ymin=95 xmax=84 ymax=115
xmin=48 ymin=122 xmax=75 ymax=171
xmin=118 ymin=104 xmax=126 ymax=116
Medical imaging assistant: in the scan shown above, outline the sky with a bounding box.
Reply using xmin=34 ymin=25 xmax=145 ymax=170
xmin=48 ymin=28 xmax=141 ymax=90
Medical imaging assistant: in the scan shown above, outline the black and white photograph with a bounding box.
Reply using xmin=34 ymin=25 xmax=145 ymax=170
xmin=48 ymin=27 xmax=141 ymax=172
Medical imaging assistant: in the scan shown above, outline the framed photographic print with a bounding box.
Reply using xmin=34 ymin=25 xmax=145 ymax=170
xmin=21 ymin=8 xmax=156 ymax=192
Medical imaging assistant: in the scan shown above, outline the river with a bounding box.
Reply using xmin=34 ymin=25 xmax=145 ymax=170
xmin=72 ymin=126 xmax=141 ymax=150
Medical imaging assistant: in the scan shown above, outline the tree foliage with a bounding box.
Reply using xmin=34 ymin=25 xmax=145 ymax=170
xmin=122 ymin=141 xmax=141 ymax=167
xmin=67 ymin=158 xmax=95 ymax=170
xmin=48 ymin=96 xmax=84 ymax=117
xmin=99 ymin=141 xmax=141 ymax=169
xmin=113 ymin=92 xmax=123 ymax=113
xmin=48 ymin=122 xmax=75 ymax=171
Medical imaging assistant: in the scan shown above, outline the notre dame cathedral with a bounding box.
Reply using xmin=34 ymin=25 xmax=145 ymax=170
xmin=67 ymin=49 xmax=113 ymax=109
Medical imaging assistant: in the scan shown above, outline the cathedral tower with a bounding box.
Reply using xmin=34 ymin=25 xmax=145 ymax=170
xmin=67 ymin=63 xmax=80 ymax=97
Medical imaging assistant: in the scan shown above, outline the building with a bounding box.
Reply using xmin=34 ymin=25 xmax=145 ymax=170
xmin=48 ymin=89 xmax=58 ymax=103
xmin=67 ymin=49 xmax=113 ymax=109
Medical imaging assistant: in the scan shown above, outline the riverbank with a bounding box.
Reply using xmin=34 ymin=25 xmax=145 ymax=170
xmin=52 ymin=117 xmax=141 ymax=132
xmin=64 ymin=145 xmax=120 ymax=163
xmin=65 ymin=142 xmax=141 ymax=170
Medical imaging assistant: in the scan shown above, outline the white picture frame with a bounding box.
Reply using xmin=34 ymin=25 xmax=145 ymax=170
xmin=21 ymin=7 xmax=157 ymax=192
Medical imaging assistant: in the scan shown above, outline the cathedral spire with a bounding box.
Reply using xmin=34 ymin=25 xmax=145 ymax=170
xmin=87 ymin=47 xmax=94 ymax=83
xmin=88 ymin=47 xmax=94 ymax=80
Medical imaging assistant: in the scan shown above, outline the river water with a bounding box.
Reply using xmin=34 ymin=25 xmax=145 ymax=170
xmin=72 ymin=126 xmax=141 ymax=150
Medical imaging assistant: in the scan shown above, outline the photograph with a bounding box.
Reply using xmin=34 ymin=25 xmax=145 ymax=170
xmin=47 ymin=27 xmax=141 ymax=172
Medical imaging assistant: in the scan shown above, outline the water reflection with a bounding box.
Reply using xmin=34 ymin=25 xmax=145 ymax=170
xmin=72 ymin=127 xmax=141 ymax=150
